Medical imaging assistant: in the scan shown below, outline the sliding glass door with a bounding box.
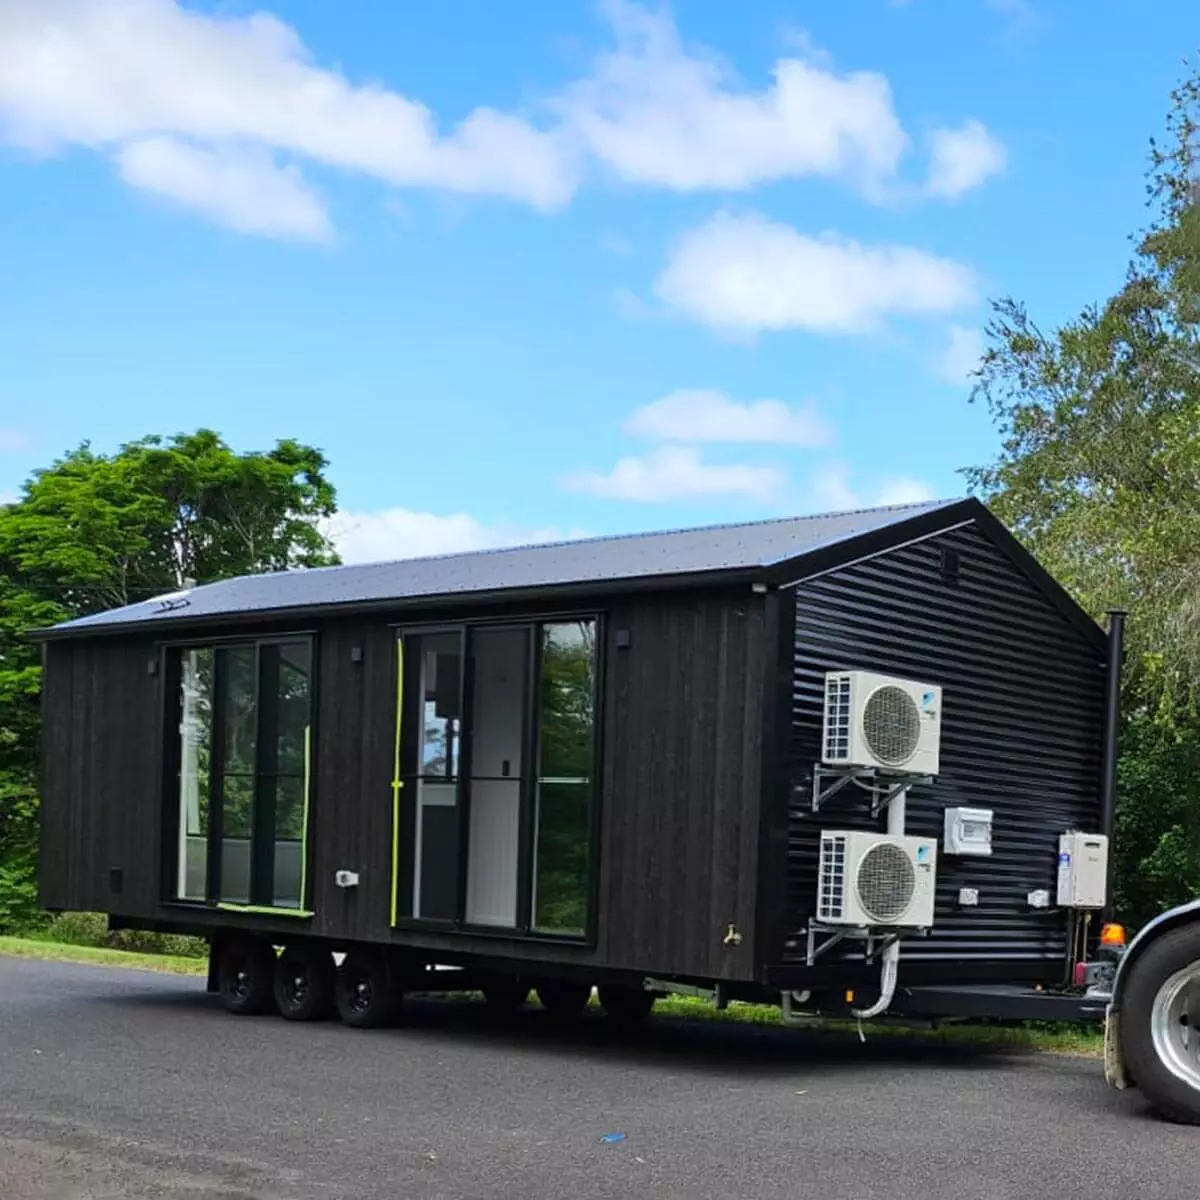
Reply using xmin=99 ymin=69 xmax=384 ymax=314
xmin=392 ymin=617 xmax=598 ymax=939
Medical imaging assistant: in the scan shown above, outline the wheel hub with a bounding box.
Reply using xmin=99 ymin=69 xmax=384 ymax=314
xmin=1150 ymin=962 xmax=1200 ymax=1091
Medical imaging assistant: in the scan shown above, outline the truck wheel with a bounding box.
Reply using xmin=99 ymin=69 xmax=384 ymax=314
xmin=598 ymin=985 xmax=656 ymax=1026
xmin=1121 ymin=922 xmax=1200 ymax=1124
xmin=536 ymin=980 xmax=591 ymax=1020
xmin=335 ymin=950 xmax=401 ymax=1029
xmin=216 ymin=936 xmax=276 ymax=1016
xmin=274 ymin=944 xmax=337 ymax=1022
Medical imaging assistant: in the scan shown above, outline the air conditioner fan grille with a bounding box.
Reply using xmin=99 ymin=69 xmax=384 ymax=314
xmin=856 ymin=842 xmax=916 ymax=923
xmin=862 ymin=685 xmax=922 ymax=765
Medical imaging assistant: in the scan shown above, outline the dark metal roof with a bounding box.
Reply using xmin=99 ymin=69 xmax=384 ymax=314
xmin=43 ymin=498 xmax=966 ymax=638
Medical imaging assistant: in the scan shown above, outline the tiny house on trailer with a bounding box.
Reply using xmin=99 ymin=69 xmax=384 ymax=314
xmin=34 ymin=497 xmax=1121 ymax=1027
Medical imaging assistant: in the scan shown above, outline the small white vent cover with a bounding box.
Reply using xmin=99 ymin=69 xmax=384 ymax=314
xmin=822 ymin=671 xmax=942 ymax=776
xmin=817 ymin=831 xmax=937 ymax=929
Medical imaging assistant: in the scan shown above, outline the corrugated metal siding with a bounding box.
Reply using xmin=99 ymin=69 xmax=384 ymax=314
xmin=781 ymin=522 xmax=1106 ymax=975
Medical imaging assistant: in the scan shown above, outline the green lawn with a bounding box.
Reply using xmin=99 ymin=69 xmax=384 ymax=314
xmin=0 ymin=936 xmax=1103 ymax=1056
xmin=0 ymin=935 xmax=205 ymax=976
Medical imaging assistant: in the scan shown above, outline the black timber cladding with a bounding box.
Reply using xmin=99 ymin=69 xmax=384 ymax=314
xmin=777 ymin=521 xmax=1107 ymax=977
xmin=37 ymin=590 xmax=765 ymax=982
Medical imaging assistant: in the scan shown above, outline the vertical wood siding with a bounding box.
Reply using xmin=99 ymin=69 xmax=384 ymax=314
xmin=38 ymin=589 xmax=768 ymax=983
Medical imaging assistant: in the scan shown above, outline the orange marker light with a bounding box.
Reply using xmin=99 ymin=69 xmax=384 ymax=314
xmin=845 ymin=990 xmax=855 ymax=1004
xmin=1100 ymin=923 xmax=1126 ymax=949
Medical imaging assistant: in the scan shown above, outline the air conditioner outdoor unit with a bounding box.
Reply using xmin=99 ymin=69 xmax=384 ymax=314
xmin=822 ymin=670 xmax=942 ymax=776
xmin=817 ymin=830 xmax=938 ymax=929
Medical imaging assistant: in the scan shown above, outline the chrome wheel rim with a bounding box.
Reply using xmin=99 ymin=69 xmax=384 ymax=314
xmin=1150 ymin=961 xmax=1200 ymax=1091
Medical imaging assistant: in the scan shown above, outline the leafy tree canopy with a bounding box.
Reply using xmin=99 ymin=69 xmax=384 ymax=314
xmin=0 ymin=430 xmax=339 ymax=929
xmin=969 ymin=64 xmax=1200 ymax=924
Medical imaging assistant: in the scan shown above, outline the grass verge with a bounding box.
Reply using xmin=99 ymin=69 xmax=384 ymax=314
xmin=0 ymin=938 xmax=1103 ymax=1056
xmin=651 ymin=995 xmax=1103 ymax=1055
xmin=0 ymin=935 xmax=205 ymax=976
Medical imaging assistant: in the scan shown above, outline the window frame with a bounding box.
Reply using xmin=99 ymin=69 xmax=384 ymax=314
xmin=390 ymin=611 xmax=604 ymax=946
xmin=158 ymin=631 xmax=318 ymax=918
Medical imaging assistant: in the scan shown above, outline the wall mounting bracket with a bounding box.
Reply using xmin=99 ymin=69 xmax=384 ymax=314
xmin=806 ymin=764 xmax=931 ymax=817
xmin=803 ymin=921 xmax=925 ymax=967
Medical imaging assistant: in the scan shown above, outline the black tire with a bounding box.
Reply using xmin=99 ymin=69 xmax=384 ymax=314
xmin=481 ymin=976 xmax=530 ymax=1015
xmin=598 ymin=985 xmax=656 ymax=1026
xmin=216 ymin=936 xmax=276 ymax=1016
xmin=335 ymin=950 xmax=401 ymax=1029
xmin=1120 ymin=922 xmax=1200 ymax=1125
xmin=535 ymin=979 xmax=592 ymax=1020
xmin=274 ymin=943 xmax=337 ymax=1022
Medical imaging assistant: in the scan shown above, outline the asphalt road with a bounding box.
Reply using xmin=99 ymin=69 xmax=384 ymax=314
xmin=0 ymin=956 xmax=1193 ymax=1200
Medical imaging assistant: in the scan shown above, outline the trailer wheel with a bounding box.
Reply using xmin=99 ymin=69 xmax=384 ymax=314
xmin=598 ymin=985 xmax=656 ymax=1026
xmin=274 ymin=944 xmax=337 ymax=1022
xmin=1120 ymin=921 xmax=1200 ymax=1124
xmin=335 ymin=950 xmax=401 ymax=1029
xmin=536 ymin=980 xmax=592 ymax=1020
xmin=481 ymin=976 xmax=530 ymax=1015
xmin=216 ymin=936 xmax=276 ymax=1016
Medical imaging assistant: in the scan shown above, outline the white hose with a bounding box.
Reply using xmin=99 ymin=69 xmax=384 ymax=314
xmin=852 ymin=784 xmax=908 ymax=1022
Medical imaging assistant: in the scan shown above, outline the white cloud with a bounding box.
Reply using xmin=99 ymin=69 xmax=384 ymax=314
xmin=0 ymin=428 xmax=30 ymax=453
xmin=926 ymin=119 xmax=1006 ymax=200
xmin=323 ymin=507 xmax=573 ymax=565
xmin=936 ymin=324 xmax=985 ymax=383
xmin=808 ymin=463 xmax=937 ymax=511
xmin=563 ymin=445 xmax=784 ymax=503
xmin=0 ymin=0 xmax=572 ymax=235
xmin=560 ymin=1 xmax=909 ymax=197
xmin=117 ymin=137 xmax=333 ymax=242
xmin=654 ymin=211 xmax=977 ymax=337
xmin=0 ymin=489 xmax=18 ymax=507
xmin=0 ymin=2 xmax=1005 ymax=239
xmin=625 ymin=388 xmax=832 ymax=447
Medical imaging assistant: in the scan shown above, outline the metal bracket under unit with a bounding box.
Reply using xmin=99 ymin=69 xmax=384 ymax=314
xmin=804 ymin=921 xmax=917 ymax=968
xmin=808 ymin=764 xmax=932 ymax=818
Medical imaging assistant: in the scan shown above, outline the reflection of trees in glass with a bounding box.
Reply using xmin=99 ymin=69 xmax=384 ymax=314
xmin=420 ymin=641 xmax=461 ymax=778
xmin=177 ymin=639 xmax=311 ymax=902
xmin=179 ymin=649 xmax=213 ymax=839
xmin=218 ymin=645 xmax=257 ymax=837
xmin=273 ymin=644 xmax=311 ymax=843
xmin=534 ymin=621 xmax=596 ymax=935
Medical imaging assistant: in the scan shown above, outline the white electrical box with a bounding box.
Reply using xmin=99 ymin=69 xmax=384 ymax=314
xmin=1056 ymin=833 xmax=1108 ymax=909
xmin=943 ymin=806 xmax=993 ymax=856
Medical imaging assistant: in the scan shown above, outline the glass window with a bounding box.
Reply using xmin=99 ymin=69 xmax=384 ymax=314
xmin=532 ymin=621 xmax=597 ymax=936
xmin=175 ymin=648 xmax=212 ymax=902
xmin=420 ymin=634 xmax=461 ymax=780
xmin=169 ymin=638 xmax=312 ymax=910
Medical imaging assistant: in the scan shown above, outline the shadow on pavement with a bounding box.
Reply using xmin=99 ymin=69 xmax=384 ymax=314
xmin=98 ymin=980 xmax=1028 ymax=1081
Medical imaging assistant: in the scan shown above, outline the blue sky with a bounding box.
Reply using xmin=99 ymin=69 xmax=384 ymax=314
xmin=0 ymin=0 xmax=1190 ymax=562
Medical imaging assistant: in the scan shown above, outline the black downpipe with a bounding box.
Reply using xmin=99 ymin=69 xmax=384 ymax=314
xmin=1100 ymin=609 xmax=1126 ymax=917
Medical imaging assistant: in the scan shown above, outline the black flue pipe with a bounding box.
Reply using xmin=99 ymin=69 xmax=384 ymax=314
xmin=1099 ymin=609 xmax=1126 ymax=917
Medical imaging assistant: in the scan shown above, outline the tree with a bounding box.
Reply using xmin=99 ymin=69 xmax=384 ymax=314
xmin=968 ymin=63 xmax=1200 ymax=926
xmin=0 ymin=431 xmax=339 ymax=929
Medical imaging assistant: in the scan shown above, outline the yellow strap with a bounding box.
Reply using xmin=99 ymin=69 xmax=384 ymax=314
xmin=390 ymin=638 xmax=405 ymax=927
